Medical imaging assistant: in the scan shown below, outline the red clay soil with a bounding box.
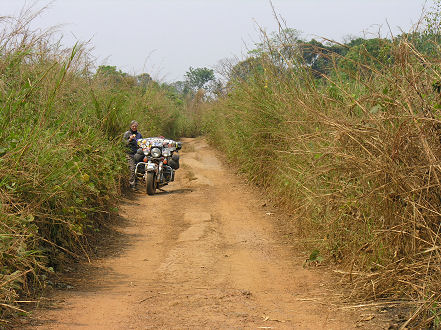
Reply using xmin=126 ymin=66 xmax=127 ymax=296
xmin=22 ymin=138 xmax=393 ymax=329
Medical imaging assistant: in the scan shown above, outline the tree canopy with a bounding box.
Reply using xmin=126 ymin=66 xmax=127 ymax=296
xmin=184 ymin=66 xmax=215 ymax=91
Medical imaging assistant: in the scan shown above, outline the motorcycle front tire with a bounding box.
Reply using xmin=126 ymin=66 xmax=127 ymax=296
xmin=146 ymin=172 xmax=156 ymax=195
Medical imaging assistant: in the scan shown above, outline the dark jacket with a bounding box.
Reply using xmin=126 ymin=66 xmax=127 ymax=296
xmin=123 ymin=130 xmax=143 ymax=154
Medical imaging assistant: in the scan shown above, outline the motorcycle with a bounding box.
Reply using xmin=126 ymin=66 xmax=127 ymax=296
xmin=134 ymin=137 xmax=182 ymax=195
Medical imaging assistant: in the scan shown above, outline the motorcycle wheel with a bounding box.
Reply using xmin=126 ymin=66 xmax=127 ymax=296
xmin=146 ymin=172 xmax=156 ymax=195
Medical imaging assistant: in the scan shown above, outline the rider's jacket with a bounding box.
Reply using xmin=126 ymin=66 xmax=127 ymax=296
xmin=123 ymin=130 xmax=143 ymax=154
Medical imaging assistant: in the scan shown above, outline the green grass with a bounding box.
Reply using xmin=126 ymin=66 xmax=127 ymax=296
xmin=0 ymin=13 xmax=195 ymax=321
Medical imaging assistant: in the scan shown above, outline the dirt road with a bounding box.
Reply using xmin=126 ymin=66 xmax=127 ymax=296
xmin=26 ymin=138 xmax=385 ymax=329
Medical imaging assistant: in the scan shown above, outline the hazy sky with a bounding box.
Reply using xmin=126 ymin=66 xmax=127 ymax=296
xmin=1 ymin=0 xmax=434 ymax=82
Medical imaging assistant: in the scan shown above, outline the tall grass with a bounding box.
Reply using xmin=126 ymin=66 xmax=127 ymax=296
xmin=0 ymin=12 xmax=189 ymax=322
xmin=204 ymin=27 xmax=441 ymax=327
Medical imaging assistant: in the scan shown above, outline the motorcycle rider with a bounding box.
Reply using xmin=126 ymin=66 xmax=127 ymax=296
xmin=123 ymin=120 xmax=143 ymax=189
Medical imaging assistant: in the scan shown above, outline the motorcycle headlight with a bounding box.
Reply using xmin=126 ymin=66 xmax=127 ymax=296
xmin=143 ymin=148 xmax=150 ymax=156
xmin=163 ymin=149 xmax=171 ymax=157
xmin=151 ymin=147 xmax=161 ymax=158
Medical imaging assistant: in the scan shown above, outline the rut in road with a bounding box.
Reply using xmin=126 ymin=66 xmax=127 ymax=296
xmin=27 ymin=137 xmax=384 ymax=329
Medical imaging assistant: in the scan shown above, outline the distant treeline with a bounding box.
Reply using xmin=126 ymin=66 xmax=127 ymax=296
xmin=227 ymin=28 xmax=441 ymax=85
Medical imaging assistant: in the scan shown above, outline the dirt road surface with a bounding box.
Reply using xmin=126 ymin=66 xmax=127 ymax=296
xmin=25 ymin=138 xmax=386 ymax=329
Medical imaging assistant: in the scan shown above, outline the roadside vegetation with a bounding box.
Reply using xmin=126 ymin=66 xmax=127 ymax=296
xmin=3 ymin=2 xmax=441 ymax=328
xmin=0 ymin=10 xmax=198 ymax=323
xmin=203 ymin=6 xmax=441 ymax=328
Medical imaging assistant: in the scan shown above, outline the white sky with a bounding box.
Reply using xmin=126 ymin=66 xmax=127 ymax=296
xmin=1 ymin=0 xmax=434 ymax=82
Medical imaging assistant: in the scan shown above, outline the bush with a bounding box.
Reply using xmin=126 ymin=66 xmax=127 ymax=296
xmin=0 ymin=12 xmax=193 ymax=321
xmin=204 ymin=27 xmax=441 ymax=327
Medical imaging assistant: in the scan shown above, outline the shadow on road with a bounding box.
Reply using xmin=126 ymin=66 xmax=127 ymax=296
xmin=132 ymin=188 xmax=193 ymax=196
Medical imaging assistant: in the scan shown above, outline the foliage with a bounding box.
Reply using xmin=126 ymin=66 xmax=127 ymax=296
xmin=425 ymin=0 xmax=441 ymax=36
xmin=204 ymin=18 xmax=441 ymax=329
xmin=184 ymin=66 xmax=215 ymax=92
xmin=136 ymin=73 xmax=152 ymax=89
xmin=0 ymin=12 xmax=194 ymax=322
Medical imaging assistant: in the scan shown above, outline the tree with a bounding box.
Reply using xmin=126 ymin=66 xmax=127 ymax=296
xmin=337 ymin=38 xmax=392 ymax=77
xmin=184 ymin=66 xmax=215 ymax=92
xmin=170 ymin=80 xmax=192 ymax=96
xmin=95 ymin=65 xmax=129 ymax=86
xmin=96 ymin=65 xmax=127 ymax=77
xmin=136 ymin=73 xmax=152 ymax=88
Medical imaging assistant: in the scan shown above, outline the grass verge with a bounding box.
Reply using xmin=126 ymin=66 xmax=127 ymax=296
xmin=203 ymin=21 xmax=441 ymax=327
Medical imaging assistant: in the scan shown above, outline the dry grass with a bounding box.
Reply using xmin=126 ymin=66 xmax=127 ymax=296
xmin=0 ymin=9 xmax=191 ymax=322
xmin=204 ymin=24 xmax=441 ymax=327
